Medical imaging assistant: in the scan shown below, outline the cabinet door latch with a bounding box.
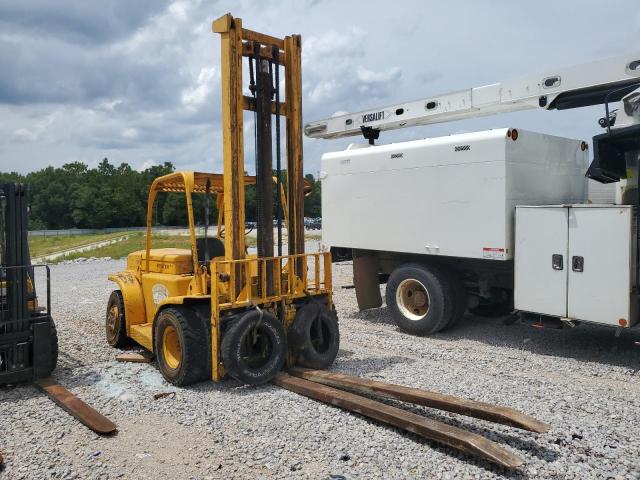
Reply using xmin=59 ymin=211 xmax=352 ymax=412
xmin=572 ymin=256 xmax=584 ymax=272
xmin=552 ymin=254 xmax=563 ymax=271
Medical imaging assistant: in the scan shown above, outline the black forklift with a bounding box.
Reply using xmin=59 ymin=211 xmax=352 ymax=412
xmin=0 ymin=183 xmax=57 ymax=384
xmin=0 ymin=183 xmax=116 ymax=442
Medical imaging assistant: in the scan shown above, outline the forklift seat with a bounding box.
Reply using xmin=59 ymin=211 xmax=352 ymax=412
xmin=196 ymin=237 xmax=225 ymax=263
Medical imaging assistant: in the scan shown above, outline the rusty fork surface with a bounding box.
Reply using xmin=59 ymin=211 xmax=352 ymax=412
xmin=34 ymin=377 xmax=117 ymax=435
xmin=288 ymin=368 xmax=549 ymax=433
xmin=275 ymin=369 xmax=551 ymax=469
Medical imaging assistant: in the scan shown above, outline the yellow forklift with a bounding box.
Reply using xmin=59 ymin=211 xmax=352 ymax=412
xmin=106 ymin=15 xmax=338 ymax=386
xmin=102 ymin=15 xmax=553 ymax=468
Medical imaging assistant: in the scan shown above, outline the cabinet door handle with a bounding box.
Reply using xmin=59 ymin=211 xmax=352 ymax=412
xmin=572 ymin=256 xmax=584 ymax=272
xmin=552 ymin=254 xmax=563 ymax=270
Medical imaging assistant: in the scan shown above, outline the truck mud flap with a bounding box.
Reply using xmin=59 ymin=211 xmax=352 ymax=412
xmin=353 ymin=253 xmax=382 ymax=310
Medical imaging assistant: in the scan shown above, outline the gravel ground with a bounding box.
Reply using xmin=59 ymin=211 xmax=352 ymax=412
xmin=2 ymin=258 xmax=640 ymax=479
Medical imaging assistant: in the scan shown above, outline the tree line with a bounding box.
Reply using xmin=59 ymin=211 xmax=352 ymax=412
xmin=0 ymin=158 xmax=321 ymax=230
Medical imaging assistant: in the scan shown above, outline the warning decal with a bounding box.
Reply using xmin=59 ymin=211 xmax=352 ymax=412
xmin=483 ymin=247 xmax=505 ymax=260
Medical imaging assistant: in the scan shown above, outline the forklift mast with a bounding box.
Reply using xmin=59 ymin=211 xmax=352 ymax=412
xmin=213 ymin=13 xmax=305 ymax=272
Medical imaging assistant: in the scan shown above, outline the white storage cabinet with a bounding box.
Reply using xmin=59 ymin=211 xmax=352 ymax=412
xmin=514 ymin=205 xmax=637 ymax=327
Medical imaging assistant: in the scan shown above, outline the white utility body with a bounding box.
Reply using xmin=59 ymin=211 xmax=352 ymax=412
xmin=322 ymin=129 xmax=587 ymax=260
xmin=309 ymin=51 xmax=640 ymax=335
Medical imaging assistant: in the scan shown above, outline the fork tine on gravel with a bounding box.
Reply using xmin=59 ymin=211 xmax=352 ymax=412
xmin=288 ymin=368 xmax=550 ymax=433
xmin=34 ymin=377 xmax=117 ymax=435
xmin=273 ymin=372 xmax=524 ymax=469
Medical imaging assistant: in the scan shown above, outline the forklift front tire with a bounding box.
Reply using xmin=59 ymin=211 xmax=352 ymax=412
xmin=221 ymin=310 xmax=286 ymax=385
xmin=289 ymin=302 xmax=340 ymax=369
xmin=106 ymin=290 xmax=130 ymax=348
xmin=154 ymin=307 xmax=209 ymax=386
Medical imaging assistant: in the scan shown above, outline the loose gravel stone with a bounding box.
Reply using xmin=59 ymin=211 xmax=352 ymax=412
xmin=1 ymin=259 xmax=639 ymax=479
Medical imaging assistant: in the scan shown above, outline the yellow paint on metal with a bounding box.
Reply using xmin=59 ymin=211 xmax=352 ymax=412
xmin=162 ymin=325 xmax=181 ymax=369
xmin=107 ymin=271 xmax=146 ymax=333
xmin=127 ymin=248 xmax=193 ymax=275
xmin=140 ymin=272 xmax=194 ymax=324
xmin=129 ymin=323 xmax=153 ymax=350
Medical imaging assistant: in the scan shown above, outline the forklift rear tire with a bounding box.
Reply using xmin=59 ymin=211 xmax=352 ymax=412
xmin=386 ymin=263 xmax=454 ymax=335
xmin=154 ymin=307 xmax=209 ymax=386
xmin=106 ymin=290 xmax=130 ymax=348
xmin=221 ymin=310 xmax=286 ymax=385
xmin=289 ymin=302 xmax=340 ymax=369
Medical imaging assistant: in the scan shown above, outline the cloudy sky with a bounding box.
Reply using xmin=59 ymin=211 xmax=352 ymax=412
xmin=1 ymin=0 xmax=639 ymax=176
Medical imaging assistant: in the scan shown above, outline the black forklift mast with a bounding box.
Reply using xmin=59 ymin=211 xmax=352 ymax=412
xmin=0 ymin=183 xmax=56 ymax=384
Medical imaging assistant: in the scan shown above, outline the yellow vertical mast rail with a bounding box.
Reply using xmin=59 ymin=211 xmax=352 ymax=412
xmin=213 ymin=14 xmax=246 ymax=277
xmin=211 ymin=13 xmax=306 ymax=380
xmin=284 ymin=34 xmax=305 ymax=275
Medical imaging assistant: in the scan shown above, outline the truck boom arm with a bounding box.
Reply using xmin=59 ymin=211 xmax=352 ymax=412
xmin=304 ymin=52 xmax=640 ymax=140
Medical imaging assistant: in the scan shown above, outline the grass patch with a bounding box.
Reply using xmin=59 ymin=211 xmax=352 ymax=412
xmin=51 ymin=230 xmax=320 ymax=262
xmin=29 ymin=231 xmax=135 ymax=258
xmin=59 ymin=233 xmax=188 ymax=261
xmin=57 ymin=233 xmax=259 ymax=262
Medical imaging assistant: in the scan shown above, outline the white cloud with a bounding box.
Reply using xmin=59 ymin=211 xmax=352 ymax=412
xmin=139 ymin=159 xmax=157 ymax=170
xmin=121 ymin=127 xmax=138 ymax=139
xmin=12 ymin=128 xmax=37 ymax=142
xmin=1 ymin=0 xmax=640 ymax=176
xmin=181 ymin=66 xmax=217 ymax=110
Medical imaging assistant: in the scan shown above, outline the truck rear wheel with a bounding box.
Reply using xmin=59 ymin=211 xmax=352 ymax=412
xmin=221 ymin=310 xmax=286 ymax=385
xmin=445 ymin=270 xmax=467 ymax=327
xmin=386 ymin=264 xmax=454 ymax=335
xmin=154 ymin=307 xmax=209 ymax=386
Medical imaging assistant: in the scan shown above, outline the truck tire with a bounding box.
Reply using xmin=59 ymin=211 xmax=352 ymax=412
xmin=154 ymin=307 xmax=209 ymax=386
xmin=386 ymin=263 xmax=454 ymax=335
xmin=445 ymin=270 xmax=467 ymax=327
xmin=289 ymin=302 xmax=340 ymax=369
xmin=106 ymin=290 xmax=130 ymax=348
xmin=221 ymin=310 xmax=286 ymax=385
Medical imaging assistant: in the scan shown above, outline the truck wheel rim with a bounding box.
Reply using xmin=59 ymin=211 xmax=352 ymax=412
xmin=397 ymin=278 xmax=430 ymax=320
xmin=162 ymin=325 xmax=181 ymax=370
xmin=106 ymin=304 xmax=119 ymax=340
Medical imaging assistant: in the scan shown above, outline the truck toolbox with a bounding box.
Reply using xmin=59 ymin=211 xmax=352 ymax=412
xmin=515 ymin=204 xmax=637 ymax=327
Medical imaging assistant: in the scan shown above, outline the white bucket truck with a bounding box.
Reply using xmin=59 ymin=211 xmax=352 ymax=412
xmin=305 ymin=52 xmax=640 ymax=335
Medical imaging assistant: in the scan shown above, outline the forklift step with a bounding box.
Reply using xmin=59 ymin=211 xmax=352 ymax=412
xmin=129 ymin=323 xmax=153 ymax=351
